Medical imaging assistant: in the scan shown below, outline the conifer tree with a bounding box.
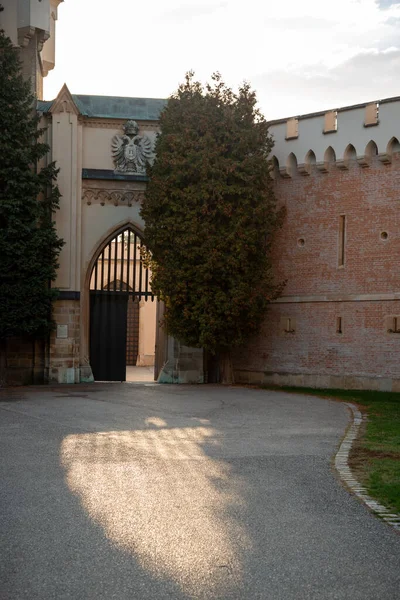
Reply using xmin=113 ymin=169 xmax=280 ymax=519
xmin=0 ymin=29 xmax=64 ymax=348
xmin=141 ymin=73 xmax=284 ymax=382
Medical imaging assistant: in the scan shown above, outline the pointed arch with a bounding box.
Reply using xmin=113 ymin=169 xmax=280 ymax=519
xmin=305 ymin=149 xmax=316 ymax=167
xmin=365 ymin=140 xmax=378 ymax=158
xmin=344 ymin=143 xmax=357 ymax=162
xmin=286 ymin=152 xmax=298 ymax=177
xmin=324 ymin=146 xmax=336 ymax=165
xmin=269 ymin=155 xmax=280 ymax=180
xmin=88 ymin=221 xmax=145 ymax=272
xmin=89 ymin=224 xmax=152 ymax=299
xmin=81 ymin=221 xmax=157 ymax=380
xmin=387 ymin=136 xmax=400 ymax=155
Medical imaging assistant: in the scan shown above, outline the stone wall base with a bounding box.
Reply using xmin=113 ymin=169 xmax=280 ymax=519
xmin=157 ymin=338 xmax=204 ymax=384
xmin=3 ymin=366 xmax=46 ymax=386
xmin=235 ymin=370 xmax=400 ymax=392
xmin=47 ymin=365 xmax=94 ymax=385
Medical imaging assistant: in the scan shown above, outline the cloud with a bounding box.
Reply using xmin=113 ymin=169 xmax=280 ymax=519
xmin=158 ymin=2 xmax=227 ymax=22
xmin=264 ymin=15 xmax=338 ymax=30
xmin=254 ymin=48 xmax=400 ymax=119
xmin=376 ymin=0 xmax=400 ymax=9
xmin=384 ymin=15 xmax=400 ymax=25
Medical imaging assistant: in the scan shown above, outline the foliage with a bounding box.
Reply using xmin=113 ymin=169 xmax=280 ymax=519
xmin=141 ymin=72 xmax=284 ymax=356
xmin=0 ymin=29 xmax=64 ymax=339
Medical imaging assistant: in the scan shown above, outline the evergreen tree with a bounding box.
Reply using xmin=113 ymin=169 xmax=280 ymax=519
xmin=0 ymin=29 xmax=64 ymax=345
xmin=141 ymin=73 xmax=284 ymax=382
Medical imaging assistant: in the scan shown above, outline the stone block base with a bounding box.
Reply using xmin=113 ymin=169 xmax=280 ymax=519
xmin=80 ymin=366 xmax=95 ymax=383
xmin=47 ymin=365 xmax=95 ymax=384
xmin=234 ymin=370 xmax=400 ymax=392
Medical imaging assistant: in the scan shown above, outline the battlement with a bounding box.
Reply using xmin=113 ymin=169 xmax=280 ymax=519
xmin=268 ymin=96 xmax=400 ymax=177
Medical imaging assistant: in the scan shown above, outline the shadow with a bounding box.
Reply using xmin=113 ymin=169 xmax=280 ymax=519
xmin=1 ymin=384 xmax=399 ymax=599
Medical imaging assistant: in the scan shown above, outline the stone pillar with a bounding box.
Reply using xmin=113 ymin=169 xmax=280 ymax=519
xmin=48 ymin=87 xmax=86 ymax=383
xmin=48 ymin=298 xmax=81 ymax=384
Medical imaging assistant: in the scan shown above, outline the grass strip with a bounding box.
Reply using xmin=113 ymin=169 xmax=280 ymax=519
xmin=261 ymin=387 xmax=400 ymax=513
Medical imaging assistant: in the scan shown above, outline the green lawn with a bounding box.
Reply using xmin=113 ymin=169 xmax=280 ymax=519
xmin=263 ymin=387 xmax=400 ymax=513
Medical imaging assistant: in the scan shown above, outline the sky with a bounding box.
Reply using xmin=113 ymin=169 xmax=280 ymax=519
xmin=43 ymin=0 xmax=400 ymax=120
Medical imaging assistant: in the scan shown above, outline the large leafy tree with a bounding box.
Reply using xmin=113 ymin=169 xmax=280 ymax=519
xmin=0 ymin=29 xmax=63 ymax=350
xmin=141 ymin=72 xmax=284 ymax=382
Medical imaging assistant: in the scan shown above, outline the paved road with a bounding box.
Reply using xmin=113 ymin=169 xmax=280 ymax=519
xmin=0 ymin=384 xmax=399 ymax=599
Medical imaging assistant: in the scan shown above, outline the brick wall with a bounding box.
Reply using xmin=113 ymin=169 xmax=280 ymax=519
xmin=2 ymin=336 xmax=45 ymax=385
xmin=233 ymin=152 xmax=400 ymax=390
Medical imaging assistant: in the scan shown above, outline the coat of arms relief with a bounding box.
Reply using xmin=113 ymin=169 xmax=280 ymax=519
xmin=111 ymin=120 xmax=153 ymax=175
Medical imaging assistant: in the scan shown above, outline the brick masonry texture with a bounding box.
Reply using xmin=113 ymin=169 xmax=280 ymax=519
xmin=233 ymin=153 xmax=400 ymax=386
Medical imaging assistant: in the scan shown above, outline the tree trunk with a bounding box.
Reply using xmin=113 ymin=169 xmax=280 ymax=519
xmin=218 ymin=349 xmax=235 ymax=385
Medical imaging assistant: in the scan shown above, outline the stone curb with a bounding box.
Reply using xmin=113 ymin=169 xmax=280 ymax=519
xmin=335 ymin=402 xmax=400 ymax=532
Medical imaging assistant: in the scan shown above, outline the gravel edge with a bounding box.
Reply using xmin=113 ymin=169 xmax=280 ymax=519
xmin=335 ymin=402 xmax=400 ymax=532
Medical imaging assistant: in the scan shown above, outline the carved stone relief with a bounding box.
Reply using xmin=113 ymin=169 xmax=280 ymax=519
xmin=111 ymin=120 xmax=153 ymax=175
xmin=82 ymin=188 xmax=145 ymax=206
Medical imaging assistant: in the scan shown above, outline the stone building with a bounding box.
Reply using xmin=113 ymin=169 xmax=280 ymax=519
xmin=1 ymin=2 xmax=399 ymax=389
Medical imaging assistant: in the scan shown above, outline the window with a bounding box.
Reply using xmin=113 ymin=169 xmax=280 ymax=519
xmin=324 ymin=110 xmax=337 ymax=133
xmin=286 ymin=117 xmax=299 ymax=140
xmin=336 ymin=317 xmax=343 ymax=334
xmin=281 ymin=317 xmax=296 ymax=334
xmin=364 ymin=102 xmax=379 ymax=127
xmin=387 ymin=317 xmax=400 ymax=334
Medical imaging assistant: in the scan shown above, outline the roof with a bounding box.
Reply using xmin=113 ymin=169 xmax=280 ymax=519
xmin=37 ymin=100 xmax=53 ymax=113
xmin=37 ymin=94 xmax=168 ymax=120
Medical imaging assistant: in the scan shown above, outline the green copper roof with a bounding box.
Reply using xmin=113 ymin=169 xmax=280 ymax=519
xmin=37 ymin=94 xmax=167 ymax=120
xmin=37 ymin=100 xmax=53 ymax=112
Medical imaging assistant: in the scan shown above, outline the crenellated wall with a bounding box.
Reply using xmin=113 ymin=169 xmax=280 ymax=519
xmin=268 ymin=97 xmax=400 ymax=177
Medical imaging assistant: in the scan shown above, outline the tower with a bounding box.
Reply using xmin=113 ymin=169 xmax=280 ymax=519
xmin=0 ymin=0 xmax=63 ymax=99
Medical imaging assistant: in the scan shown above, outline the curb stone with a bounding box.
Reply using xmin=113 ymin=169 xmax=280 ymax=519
xmin=335 ymin=402 xmax=400 ymax=532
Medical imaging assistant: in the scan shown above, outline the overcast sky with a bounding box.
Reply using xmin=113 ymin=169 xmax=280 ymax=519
xmin=43 ymin=0 xmax=400 ymax=120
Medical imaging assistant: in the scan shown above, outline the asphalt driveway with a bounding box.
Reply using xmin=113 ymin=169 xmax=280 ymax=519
xmin=0 ymin=384 xmax=399 ymax=599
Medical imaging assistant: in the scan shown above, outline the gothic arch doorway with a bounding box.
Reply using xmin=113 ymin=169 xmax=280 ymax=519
xmin=89 ymin=226 xmax=155 ymax=381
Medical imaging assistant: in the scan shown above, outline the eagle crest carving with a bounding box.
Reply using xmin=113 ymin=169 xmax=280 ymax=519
xmin=111 ymin=120 xmax=152 ymax=175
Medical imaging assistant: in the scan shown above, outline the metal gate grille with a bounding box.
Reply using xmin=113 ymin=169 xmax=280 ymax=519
xmin=126 ymin=297 xmax=139 ymax=365
xmin=90 ymin=228 xmax=154 ymax=300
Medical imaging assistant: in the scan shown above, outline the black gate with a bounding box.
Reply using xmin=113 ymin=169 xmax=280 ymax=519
xmin=89 ymin=227 xmax=154 ymax=381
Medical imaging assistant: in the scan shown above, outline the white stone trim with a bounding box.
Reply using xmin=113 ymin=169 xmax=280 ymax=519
xmin=335 ymin=403 xmax=400 ymax=532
